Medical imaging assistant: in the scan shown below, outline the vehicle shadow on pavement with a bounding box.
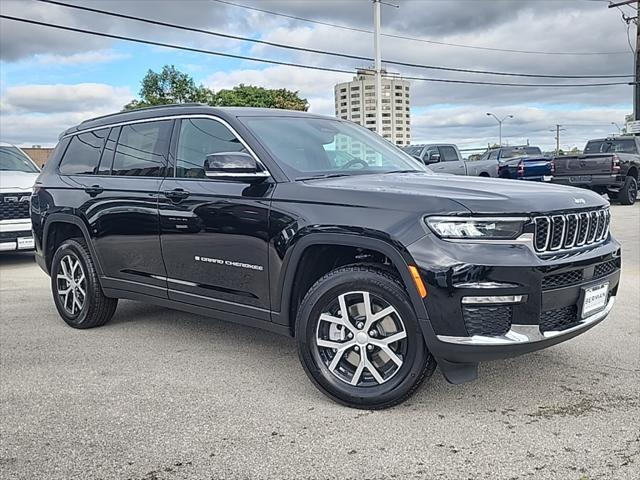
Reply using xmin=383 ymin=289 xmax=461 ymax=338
xmin=105 ymin=299 xmax=571 ymax=410
xmin=0 ymin=252 xmax=36 ymax=267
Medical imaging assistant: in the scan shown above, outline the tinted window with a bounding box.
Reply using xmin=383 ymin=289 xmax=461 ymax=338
xmin=402 ymin=145 xmax=423 ymax=157
xmin=97 ymin=127 xmax=119 ymax=175
xmin=176 ymin=118 xmax=247 ymax=178
xmin=59 ymin=129 xmax=108 ymax=175
xmin=500 ymin=146 xmax=542 ymax=159
xmin=488 ymin=150 xmax=499 ymax=160
xmin=0 ymin=146 xmax=39 ymax=173
xmin=439 ymin=146 xmax=459 ymax=162
xmin=112 ymin=120 xmax=172 ymax=176
xmin=584 ymin=139 xmax=637 ymax=154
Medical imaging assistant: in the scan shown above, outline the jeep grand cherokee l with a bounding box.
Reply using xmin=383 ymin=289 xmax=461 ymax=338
xmin=31 ymin=105 xmax=621 ymax=409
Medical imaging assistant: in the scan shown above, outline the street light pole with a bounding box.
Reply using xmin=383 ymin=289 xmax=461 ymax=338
xmin=486 ymin=112 xmax=514 ymax=146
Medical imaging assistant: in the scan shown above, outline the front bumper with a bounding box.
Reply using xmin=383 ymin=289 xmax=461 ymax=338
xmin=407 ymin=230 xmax=621 ymax=378
xmin=0 ymin=219 xmax=34 ymax=251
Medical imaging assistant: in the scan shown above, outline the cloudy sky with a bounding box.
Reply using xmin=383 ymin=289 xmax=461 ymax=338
xmin=0 ymin=0 xmax=635 ymax=152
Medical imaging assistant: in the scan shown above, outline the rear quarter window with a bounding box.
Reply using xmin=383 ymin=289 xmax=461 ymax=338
xmin=59 ymin=129 xmax=108 ymax=175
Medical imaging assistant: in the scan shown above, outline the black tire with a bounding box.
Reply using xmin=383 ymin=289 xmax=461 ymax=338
xmin=296 ymin=265 xmax=436 ymax=409
xmin=618 ymin=176 xmax=638 ymax=205
xmin=50 ymin=238 xmax=117 ymax=329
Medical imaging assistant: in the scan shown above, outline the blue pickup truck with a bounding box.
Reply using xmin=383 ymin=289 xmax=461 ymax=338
xmin=471 ymin=145 xmax=554 ymax=181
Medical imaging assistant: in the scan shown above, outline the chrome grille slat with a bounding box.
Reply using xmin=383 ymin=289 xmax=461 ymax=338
xmin=533 ymin=208 xmax=609 ymax=255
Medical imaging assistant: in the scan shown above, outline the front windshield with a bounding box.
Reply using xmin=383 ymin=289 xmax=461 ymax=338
xmin=241 ymin=116 xmax=428 ymax=179
xmin=0 ymin=146 xmax=39 ymax=173
xmin=402 ymin=145 xmax=423 ymax=157
xmin=500 ymin=147 xmax=542 ymax=159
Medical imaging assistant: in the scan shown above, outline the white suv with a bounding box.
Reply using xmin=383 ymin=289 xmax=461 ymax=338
xmin=0 ymin=143 xmax=40 ymax=252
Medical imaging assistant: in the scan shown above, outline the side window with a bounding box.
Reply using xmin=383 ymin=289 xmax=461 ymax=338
xmin=488 ymin=150 xmax=499 ymax=161
xmin=112 ymin=120 xmax=172 ymax=176
xmin=59 ymin=129 xmax=108 ymax=175
xmin=439 ymin=146 xmax=459 ymax=162
xmin=424 ymin=146 xmax=439 ymax=159
xmin=97 ymin=127 xmax=120 ymax=175
xmin=175 ymin=118 xmax=247 ymax=178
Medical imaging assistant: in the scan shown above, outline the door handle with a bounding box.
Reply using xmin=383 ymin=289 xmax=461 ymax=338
xmin=163 ymin=188 xmax=190 ymax=201
xmin=84 ymin=185 xmax=103 ymax=196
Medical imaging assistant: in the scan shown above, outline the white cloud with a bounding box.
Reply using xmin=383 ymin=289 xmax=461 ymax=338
xmin=34 ymin=50 xmax=130 ymax=66
xmin=0 ymin=83 xmax=133 ymax=145
xmin=2 ymin=83 xmax=133 ymax=114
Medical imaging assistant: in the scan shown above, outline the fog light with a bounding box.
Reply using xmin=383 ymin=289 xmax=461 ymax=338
xmin=461 ymin=295 xmax=527 ymax=304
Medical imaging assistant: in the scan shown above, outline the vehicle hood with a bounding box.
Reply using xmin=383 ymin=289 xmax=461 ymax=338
xmin=0 ymin=171 xmax=39 ymax=192
xmin=304 ymin=172 xmax=607 ymax=214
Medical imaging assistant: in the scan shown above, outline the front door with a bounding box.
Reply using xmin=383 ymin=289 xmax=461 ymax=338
xmin=159 ymin=117 xmax=273 ymax=321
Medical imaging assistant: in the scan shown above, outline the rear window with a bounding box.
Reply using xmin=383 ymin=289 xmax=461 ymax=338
xmin=584 ymin=139 xmax=637 ymax=154
xmin=500 ymin=147 xmax=542 ymax=159
xmin=111 ymin=120 xmax=172 ymax=176
xmin=59 ymin=129 xmax=108 ymax=175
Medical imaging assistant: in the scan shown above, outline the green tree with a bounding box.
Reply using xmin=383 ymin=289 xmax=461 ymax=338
xmin=213 ymin=84 xmax=308 ymax=111
xmin=123 ymin=66 xmax=308 ymax=111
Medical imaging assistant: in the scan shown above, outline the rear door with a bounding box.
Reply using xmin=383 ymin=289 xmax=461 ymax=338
xmin=79 ymin=120 xmax=173 ymax=298
xmin=158 ymin=116 xmax=273 ymax=319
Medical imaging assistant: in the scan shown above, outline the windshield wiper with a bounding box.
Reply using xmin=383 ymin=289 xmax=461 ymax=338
xmin=382 ymin=169 xmax=422 ymax=174
xmin=295 ymin=173 xmax=352 ymax=181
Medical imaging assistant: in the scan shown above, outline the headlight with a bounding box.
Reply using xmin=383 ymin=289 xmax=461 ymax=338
xmin=425 ymin=216 xmax=528 ymax=240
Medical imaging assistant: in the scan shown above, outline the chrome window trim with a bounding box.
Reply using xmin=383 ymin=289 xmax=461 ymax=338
xmin=61 ymin=114 xmax=272 ymax=179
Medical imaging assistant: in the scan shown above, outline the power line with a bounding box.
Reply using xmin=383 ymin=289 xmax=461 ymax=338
xmin=211 ymin=0 xmax=631 ymax=57
xmin=39 ymin=0 xmax=633 ymax=79
xmin=0 ymin=14 xmax=631 ymax=88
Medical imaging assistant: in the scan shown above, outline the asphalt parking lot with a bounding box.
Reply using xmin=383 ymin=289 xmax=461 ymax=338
xmin=1 ymin=205 xmax=638 ymax=480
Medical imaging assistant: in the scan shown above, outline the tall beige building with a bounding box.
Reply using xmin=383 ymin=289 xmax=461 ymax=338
xmin=334 ymin=69 xmax=411 ymax=146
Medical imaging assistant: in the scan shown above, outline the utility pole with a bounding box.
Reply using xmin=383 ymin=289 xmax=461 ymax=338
xmin=550 ymin=124 xmax=566 ymax=155
xmin=608 ymin=0 xmax=639 ymax=121
xmin=373 ymin=0 xmax=382 ymax=136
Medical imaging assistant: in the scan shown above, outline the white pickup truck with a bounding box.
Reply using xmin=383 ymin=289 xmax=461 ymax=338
xmin=0 ymin=143 xmax=40 ymax=252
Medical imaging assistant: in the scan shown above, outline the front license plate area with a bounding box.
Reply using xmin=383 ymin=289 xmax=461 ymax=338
xmin=580 ymin=283 xmax=609 ymax=319
xmin=17 ymin=237 xmax=34 ymax=250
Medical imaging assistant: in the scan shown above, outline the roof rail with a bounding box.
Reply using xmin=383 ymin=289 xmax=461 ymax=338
xmin=79 ymin=103 xmax=209 ymax=125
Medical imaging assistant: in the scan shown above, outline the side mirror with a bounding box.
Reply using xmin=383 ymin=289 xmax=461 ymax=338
xmin=204 ymin=152 xmax=268 ymax=182
xmin=426 ymin=152 xmax=441 ymax=164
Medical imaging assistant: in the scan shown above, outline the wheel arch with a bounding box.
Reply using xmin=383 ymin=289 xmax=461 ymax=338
xmin=274 ymin=233 xmax=429 ymax=336
xmin=42 ymin=213 xmax=103 ymax=275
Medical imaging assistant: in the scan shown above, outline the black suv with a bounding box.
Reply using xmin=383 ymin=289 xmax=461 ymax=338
xmin=31 ymin=105 xmax=621 ymax=409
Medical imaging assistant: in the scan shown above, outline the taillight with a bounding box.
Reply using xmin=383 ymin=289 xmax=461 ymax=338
xmin=517 ymin=160 xmax=525 ymax=177
xmin=550 ymin=159 xmax=556 ymax=174
xmin=612 ymin=154 xmax=621 ymax=174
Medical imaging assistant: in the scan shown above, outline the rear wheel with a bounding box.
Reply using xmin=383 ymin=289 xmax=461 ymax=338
xmin=296 ymin=265 xmax=436 ymax=409
xmin=618 ymin=176 xmax=637 ymax=205
xmin=51 ymin=238 xmax=117 ymax=328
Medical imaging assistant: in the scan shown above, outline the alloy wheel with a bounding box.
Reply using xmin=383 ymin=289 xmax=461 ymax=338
xmin=56 ymin=254 xmax=86 ymax=315
xmin=315 ymin=291 xmax=407 ymax=387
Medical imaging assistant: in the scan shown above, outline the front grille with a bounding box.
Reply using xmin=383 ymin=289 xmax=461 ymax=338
xmin=539 ymin=305 xmax=579 ymax=333
xmin=594 ymin=260 xmax=618 ymax=279
xmin=542 ymin=269 xmax=584 ymax=290
xmin=533 ymin=208 xmax=609 ymax=254
xmin=0 ymin=193 xmax=31 ymax=220
xmin=462 ymin=305 xmax=512 ymax=336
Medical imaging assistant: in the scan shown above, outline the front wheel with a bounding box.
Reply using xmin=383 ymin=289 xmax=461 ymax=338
xmin=296 ymin=265 xmax=436 ymax=409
